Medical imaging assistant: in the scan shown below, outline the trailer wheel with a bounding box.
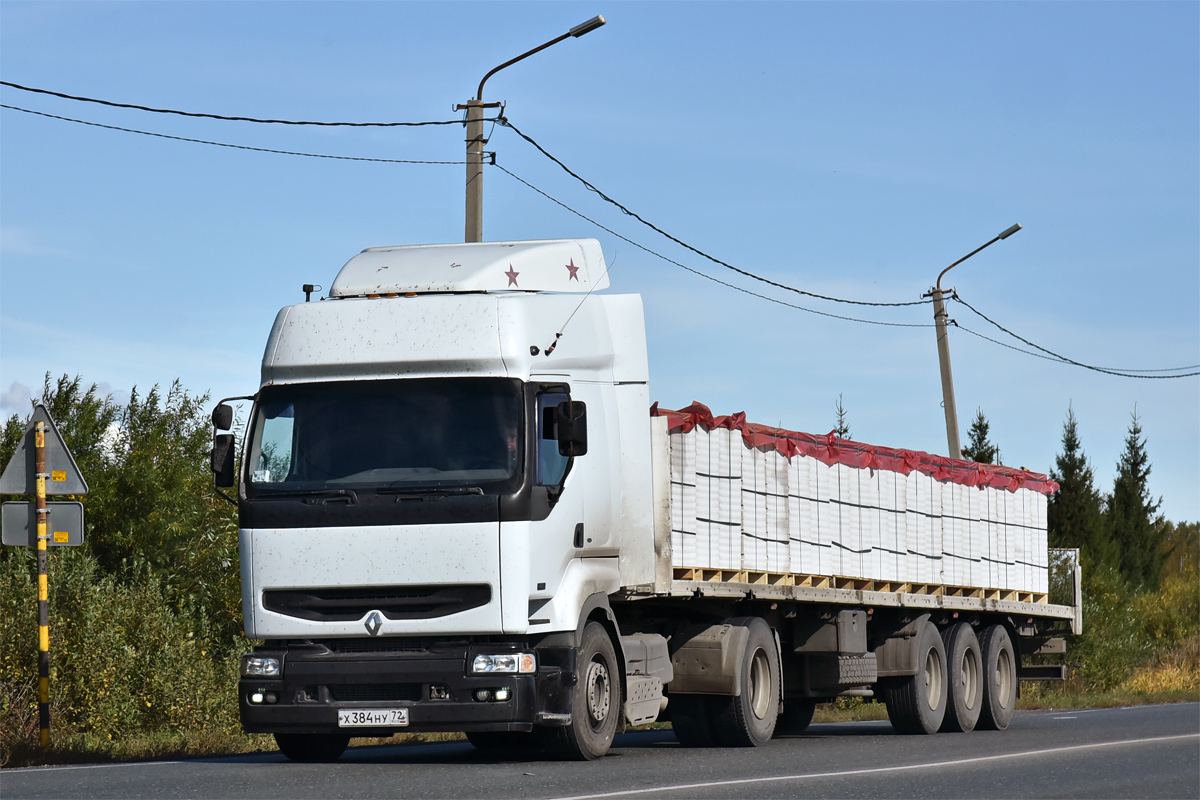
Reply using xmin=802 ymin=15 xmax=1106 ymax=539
xmin=274 ymin=733 xmax=350 ymax=762
xmin=536 ymin=621 xmax=620 ymax=760
xmin=710 ymin=617 xmax=780 ymax=747
xmin=939 ymin=623 xmax=983 ymax=732
xmin=773 ymin=699 xmax=816 ymax=737
xmin=882 ymin=619 xmax=947 ymax=734
xmin=670 ymin=694 xmax=719 ymax=747
xmin=977 ymin=624 xmax=1017 ymax=731
xmin=466 ymin=732 xmax=539 ymax=751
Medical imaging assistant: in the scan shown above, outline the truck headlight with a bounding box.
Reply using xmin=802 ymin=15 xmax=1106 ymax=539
xmin=472 ymin=653 xmax=536 ymax=674
xmin=242 ymin=656 xmax=281 ymax=678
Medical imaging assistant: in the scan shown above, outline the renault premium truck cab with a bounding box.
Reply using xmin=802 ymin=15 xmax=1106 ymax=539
xmin=213 ymin=238 xmax=1080 ymax=762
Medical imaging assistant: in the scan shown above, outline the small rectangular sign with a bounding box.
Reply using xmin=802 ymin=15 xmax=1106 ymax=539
xmin=51 ymin=471 xmax=66 ymax=482
xmin=1 ymin=501 xmax=85 ymax=547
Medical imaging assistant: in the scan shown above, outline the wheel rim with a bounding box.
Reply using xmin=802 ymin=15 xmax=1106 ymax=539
xmin=961 ymin=647 xmax=980 ymax=710
xmin=585 ymin=657 xmax=611 ymax=730
xmin=994 ymin=647 xmax=1014 ymax=711
xmin=748 ymin=648 xmax=772 ymax=720
xmin=924 ymin=646 xmax=944 ymax=712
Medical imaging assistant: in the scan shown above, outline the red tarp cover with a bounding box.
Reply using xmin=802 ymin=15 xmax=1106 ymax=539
xmin=650 ymin=401 xmax=1059 ymax=496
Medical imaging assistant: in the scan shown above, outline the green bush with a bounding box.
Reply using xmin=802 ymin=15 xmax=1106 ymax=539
xmin=0 ymin=375 xmax=249 ymax=765
xmin=0 ymin=550 xmax=251 ymax=763
xmin=1063 ymin=558 xmax=1200 ymax=692
xmin=1067 ymin=565 xmax=1151 ymax=690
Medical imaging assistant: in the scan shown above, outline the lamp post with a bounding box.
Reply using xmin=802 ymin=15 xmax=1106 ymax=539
xmin=931 ymin=223 xmax=1022 ymax=459
xmin=458 ymin=15 xmax=607 ymax=243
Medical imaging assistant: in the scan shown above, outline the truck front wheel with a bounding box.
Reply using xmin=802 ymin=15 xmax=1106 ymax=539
xmin=274 ymin=732 xmax=350 ymax=762
xmin=466 ymin=732 xmax=539 ymax=751
xmin=537 ymin=621 xmax=620 ymax=760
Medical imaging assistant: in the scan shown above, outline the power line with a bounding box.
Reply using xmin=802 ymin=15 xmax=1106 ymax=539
xmin=493 ymin=162 xmax=935 ymax=329
xmin=7 ymin=94 xmax=1195 ymax=379
xmin=949 ymin=293 xmax=1199 ymax=379
xmin=0 ymin=80 xmax=487 ymax=127
xmin=0 ymin=104 xmax=465 ymax=165
xmin=496 ymin=117 xmax=928 ymax=309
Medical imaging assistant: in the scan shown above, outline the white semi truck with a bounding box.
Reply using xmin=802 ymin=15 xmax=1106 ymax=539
xmin=210 ymin=238 xmax=1081 ymax=762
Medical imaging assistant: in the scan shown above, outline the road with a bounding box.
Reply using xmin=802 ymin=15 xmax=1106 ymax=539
xmin=5 ymin=703 xmax=1197 ymax=799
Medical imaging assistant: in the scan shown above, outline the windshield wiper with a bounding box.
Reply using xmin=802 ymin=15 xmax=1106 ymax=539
xmin=376 ymin=486 xmax=485 ymax=497
xmin=252 ymin=488 xmax=359 ymax=504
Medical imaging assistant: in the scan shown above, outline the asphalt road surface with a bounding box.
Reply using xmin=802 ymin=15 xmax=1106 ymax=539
xmin=5 ymin=703 xmax=1197 ymax=799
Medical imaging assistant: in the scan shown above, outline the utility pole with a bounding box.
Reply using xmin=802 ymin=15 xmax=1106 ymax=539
xmin=930 ymin=224 xmax=1022 ymax=459
xmin=461 ymin=99 xmax=496 ymax=243
xmin=458 ymin=15 xmax=606 ymax=243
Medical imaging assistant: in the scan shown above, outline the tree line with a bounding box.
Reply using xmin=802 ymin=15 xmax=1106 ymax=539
xmin=832 ymin=395 xmax=1191 ymax=592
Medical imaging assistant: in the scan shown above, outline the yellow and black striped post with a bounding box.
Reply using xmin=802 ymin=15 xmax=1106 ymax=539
xmin=34 ymin=420 xmax=51 ymax=751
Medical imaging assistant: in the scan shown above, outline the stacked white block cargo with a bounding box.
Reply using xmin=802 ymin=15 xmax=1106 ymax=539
xmin=664 ymin=414 xmax=1051 ymax=596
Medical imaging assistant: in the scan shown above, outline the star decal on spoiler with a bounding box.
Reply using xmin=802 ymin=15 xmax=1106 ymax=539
xmin=505 ymin=265 xmax=519 ymax=287
xmin=565 ymin=259 xmax=580 ymax=281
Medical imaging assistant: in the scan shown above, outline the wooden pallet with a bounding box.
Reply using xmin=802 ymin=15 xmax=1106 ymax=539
xmin=671 ymin=566 xmax=1048 ymax=605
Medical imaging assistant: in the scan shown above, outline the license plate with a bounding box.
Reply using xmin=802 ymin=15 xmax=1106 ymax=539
xmin=337 ymin=708 xmax=409 ymax=728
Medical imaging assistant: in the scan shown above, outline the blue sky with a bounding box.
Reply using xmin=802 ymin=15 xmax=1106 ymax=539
xmin=1 ymin=2 xmax=1196 ymax=521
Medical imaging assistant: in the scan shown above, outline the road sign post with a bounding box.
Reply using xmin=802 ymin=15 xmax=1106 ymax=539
xmin=1 ymin=405 xmax=89 ymax=751
xmin=35 ymin=421 xmax=50 ymax=750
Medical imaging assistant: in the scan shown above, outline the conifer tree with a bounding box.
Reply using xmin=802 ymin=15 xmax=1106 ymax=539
xmin=834 ymin=394 xmax=851 ymax=440
xmin=1048 ymin=404 xmax=1112 ymax=569
xmin=962 ymin=407 xmax=1000 ymax=464
xmin=1107 ymin=407 xmax=1165 ymax=589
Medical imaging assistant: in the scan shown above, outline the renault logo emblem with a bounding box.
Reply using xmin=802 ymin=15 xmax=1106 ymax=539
xmin=364 ymin=611 xmax=383 ymax=636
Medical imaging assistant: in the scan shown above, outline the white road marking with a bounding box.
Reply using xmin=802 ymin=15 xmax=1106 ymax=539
xmin=7 ymin=759 xmax=185 ymax=773
xmin=546 ymin=733 xmax=1200 ymax=800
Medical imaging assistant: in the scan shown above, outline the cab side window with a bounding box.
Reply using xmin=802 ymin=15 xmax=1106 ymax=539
xmin=536 ymin=392 xmax=571 ymax=486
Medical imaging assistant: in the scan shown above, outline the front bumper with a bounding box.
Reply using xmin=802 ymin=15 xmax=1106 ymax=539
xmin=240 ymin=640 xmax=576 ymax=736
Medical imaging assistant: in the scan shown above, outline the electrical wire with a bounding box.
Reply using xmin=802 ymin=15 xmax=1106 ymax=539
xmin=497 ymin=118 xmax=928 ymax=309
xmin=493 ymin=162 xmax=934 ymax=329
xmin=952 ymin=322 xmax=1091 ymax=366
xmin=0 ymin=104 xmax=465 ymax=165
xmin=0 ymin=80 xmax=491 ymax=127
xmin=5 ymin=92 xmax=1193 ymax=378
xmin=949 ymin=293 xmax=1199 ymax=379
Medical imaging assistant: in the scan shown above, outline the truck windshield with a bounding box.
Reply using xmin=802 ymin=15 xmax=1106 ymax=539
xmin=246 ymin=378 xmax=522 ymax=493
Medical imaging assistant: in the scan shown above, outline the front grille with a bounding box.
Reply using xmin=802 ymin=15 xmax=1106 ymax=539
xmin=330 ymin=683 xmax=422 ymax=702
xmin=324 ymin=638 xmax=430 ymax=654
xmin=263 ymin=584 xmax=491 ymax=622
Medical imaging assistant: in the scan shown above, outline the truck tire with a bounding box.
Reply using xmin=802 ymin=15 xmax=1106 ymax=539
xmin=773 ymin=699 xmax=816 ymax=737
xmin=882 ymin=619 xmax=947 ymax=735
xmin=274 ymin=732 xmax=351 ymax=762
xmin=710 ymin=617 xmax=780 ymax=747
xmin=536 ymin=621 xmax=620 ymax=760
xmin=939 ymin=623 xmax=983 ymax=732
xmin=466 ymin=732 xmax=539 ymax=751
xmin=670 ymin=694 xmax=719 ymax=747
xmin=977 ymin=624 xmax=1017 ymax=731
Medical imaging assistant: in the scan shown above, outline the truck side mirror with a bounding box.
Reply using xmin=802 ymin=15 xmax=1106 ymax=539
xmin=212 ymin=403 xmax=234 ymax=431
xmin=554 ymin=401 xmax=587 ymax=457
xmin=212 ymin=433 xmax=236 ymax=488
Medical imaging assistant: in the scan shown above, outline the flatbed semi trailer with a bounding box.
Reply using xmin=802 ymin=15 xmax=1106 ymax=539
xmin=210 ymin=238 xmax=1080 ymax=761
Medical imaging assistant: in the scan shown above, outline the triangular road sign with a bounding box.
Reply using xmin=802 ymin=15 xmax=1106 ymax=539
xmin=0 ymin=404 xmax=89 ymax=495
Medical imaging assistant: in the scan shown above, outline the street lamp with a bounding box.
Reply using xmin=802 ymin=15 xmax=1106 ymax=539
xmin=458 ymin=15 xmax=607 ymax=243
xmin=931 ymin=223 xmax=1022 ymax=459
